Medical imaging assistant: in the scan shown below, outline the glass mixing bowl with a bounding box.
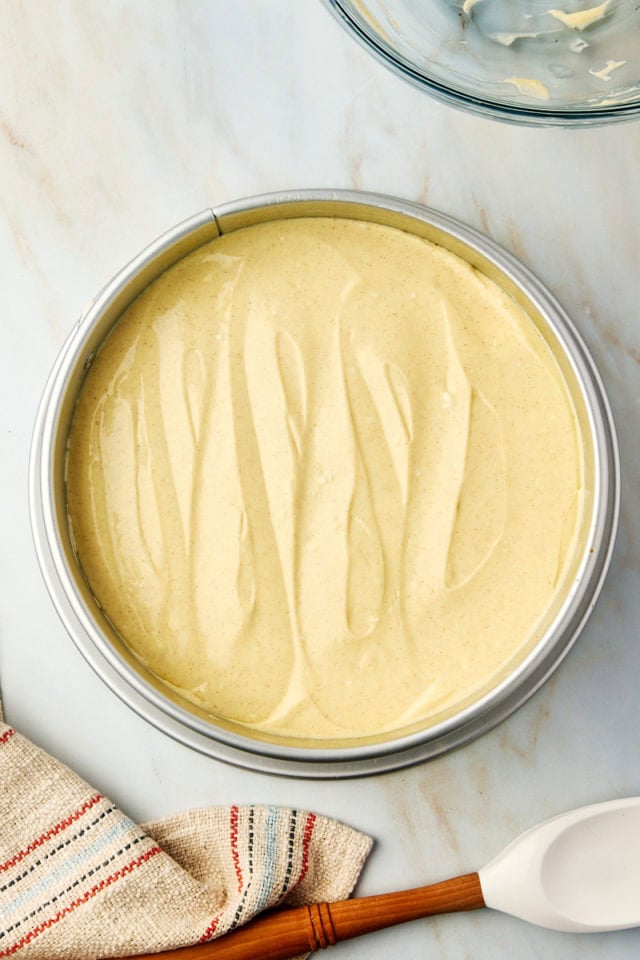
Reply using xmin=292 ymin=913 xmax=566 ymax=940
xmin=321 ymin=0 xmax=640 ymax=124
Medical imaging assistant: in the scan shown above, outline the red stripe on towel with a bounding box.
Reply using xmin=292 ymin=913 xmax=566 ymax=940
xmin=0 ymin=846 xmax=162 ymax=957
xmin=230 ymin=805 xmax=243 ymax=893
xmin=199 ymin=805 xmax=245 ymax=943
xmin=199 ymin=915 xmax=221 ymax=943
xmin=298 ymin=812 xmax=317 ymax=885
xmin=0 ymin=793 xmax=103 ymax=873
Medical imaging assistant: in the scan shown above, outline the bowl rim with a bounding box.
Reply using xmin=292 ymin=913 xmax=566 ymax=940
xmin=320 ymin=0 xmax=640 ymax=127
xmin=29 ymin=189 xmax=620 ymax=778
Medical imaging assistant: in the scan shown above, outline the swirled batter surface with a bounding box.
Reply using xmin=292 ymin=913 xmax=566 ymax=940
xmin=67 ymin=218 xmax=583 ymax=740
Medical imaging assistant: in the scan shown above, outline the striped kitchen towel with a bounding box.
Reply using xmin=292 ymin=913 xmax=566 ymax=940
xmin=0 ymin=719 xmax=372 ymax=959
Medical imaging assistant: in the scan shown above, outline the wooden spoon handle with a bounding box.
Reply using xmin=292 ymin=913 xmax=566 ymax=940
xmin=124 ymin=872 xmax=484 ymax=960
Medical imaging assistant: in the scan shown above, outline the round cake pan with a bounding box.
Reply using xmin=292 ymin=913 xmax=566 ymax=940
xmin=30 ymin=190 xmax=620 ymax=778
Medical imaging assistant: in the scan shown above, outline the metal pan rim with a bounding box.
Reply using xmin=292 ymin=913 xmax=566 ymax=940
xmin=29 ymin=190 xmax=620 ymax=778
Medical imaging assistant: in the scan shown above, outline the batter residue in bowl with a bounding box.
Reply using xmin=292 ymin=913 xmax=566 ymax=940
xmin=66 ymin=218 xmax=584 ymax=740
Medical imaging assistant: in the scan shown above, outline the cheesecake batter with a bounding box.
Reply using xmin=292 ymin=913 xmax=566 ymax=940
xmin=504 ymin=76 xmax=550 ymax=99
xmin=548 ymin=2 xmax=611 ymax=30
xmin=66 ymin=218 xmax=584 ymax=741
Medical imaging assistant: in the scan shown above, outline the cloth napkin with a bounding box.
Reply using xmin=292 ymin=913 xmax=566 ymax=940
xmin=0 ymin=708 xmax=372 ymax=959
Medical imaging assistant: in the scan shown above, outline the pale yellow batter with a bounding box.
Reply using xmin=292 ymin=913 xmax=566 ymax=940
xmin=548 ymin=1 xmax=611 ymax=30
xmin=66 ymin=218 xmax=584 ymax=741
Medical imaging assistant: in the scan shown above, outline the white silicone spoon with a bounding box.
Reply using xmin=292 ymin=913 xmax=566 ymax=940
xmin=124 ymin=798 xmax=640 ymax=960
xmin=480 ymin=795 xmax=640 ymax=932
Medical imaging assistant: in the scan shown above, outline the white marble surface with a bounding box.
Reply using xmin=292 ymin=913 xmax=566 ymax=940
xmin=1 ymin=2 xmax=640 ymax=957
